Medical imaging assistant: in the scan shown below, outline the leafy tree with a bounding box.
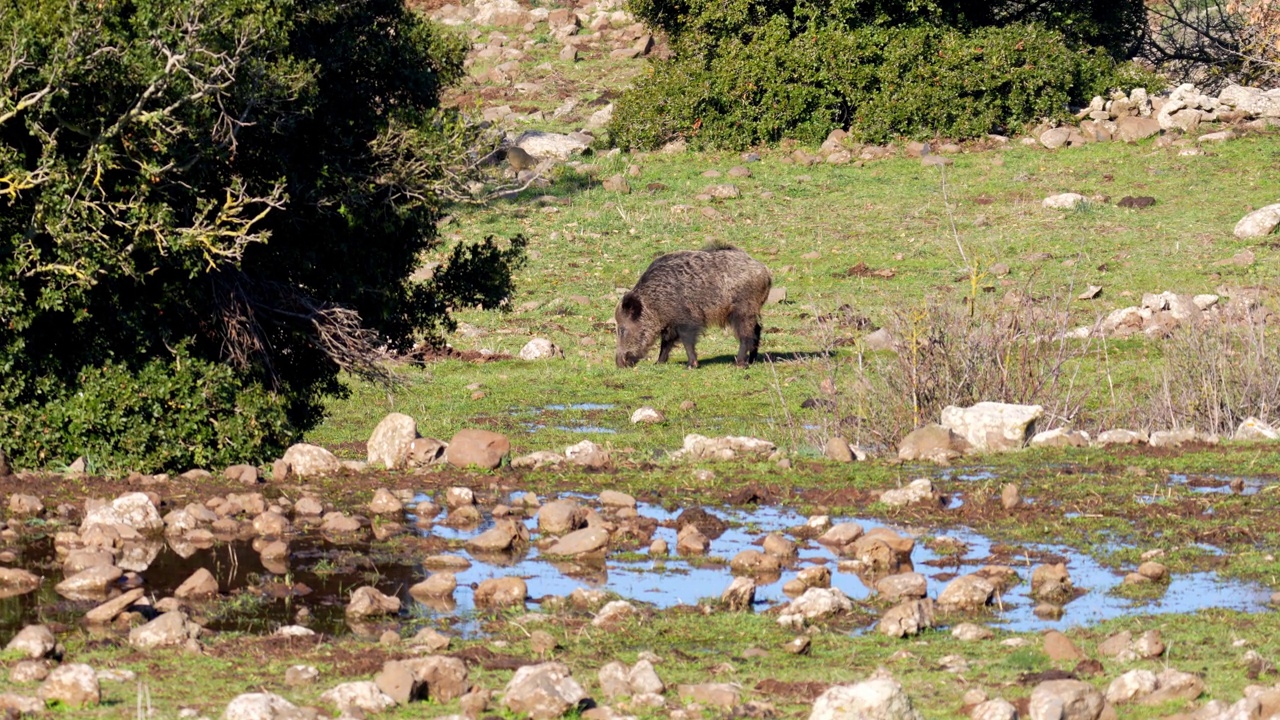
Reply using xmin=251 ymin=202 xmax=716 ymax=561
xmin=0 ymin=0 xmax=525 ymax=471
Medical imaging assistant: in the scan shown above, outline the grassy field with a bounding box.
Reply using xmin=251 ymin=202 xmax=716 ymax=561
xmin=310 ymin=131 xmax=1280 ymax=458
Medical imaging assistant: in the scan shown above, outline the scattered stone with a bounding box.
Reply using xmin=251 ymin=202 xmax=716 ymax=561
xmin=84 ymin=587 xmax=145 ymax=624
xmin=630 ymin=406 xmax=665 ymax=424
xmin=366 ymin=413 xmax=418 ymax=469
xmin=37 ymin=664 xmax=100 ymax=708
xmin=677 ymin=683 xmax=741 ymax=708
xmin=5 ymin=625 xmax=55 ymax=659
xmin=369 ymin=488 xmax=405 ymax=515
xmin=897 ymin=424 xmax=970 ymax=464
xmin=1141 ymin=669 xmax=1204 ymax=705
xmin=875 ymin=572 xmax=927 ymax=602
xmin=346 ymin=586 xmax=401 ymax=618
xmin=1236 ymin=417 xmax=1280 ymax=441
xmin=520 ymin=338 xmax=563 ymax=360
xmin=1106 ymin=669 xmax=1158 ymax=704
xmin=779 ymin=587 xmax=854 ymax=628
xmin=1043 ymin=193 xmax=1086 ymax=210
xmin=174 ymin=567 xmax=219 ymax=599
xmin=225 ymin=692 xmax=302 ymax=720
xmin=809 ymin=678 xmax=923 ymax=720
xmin=940 ymin=402 xmax=1043 ymax=452
xmin=879 ymin=599 xmax=936 ymax=638
xmin=281 ymin=443 xmax=342 ymax=478
xmin=285 ymin=665 xmax=320 ymax=687
xmin=1096 ymin=429 xmax=1148 ymax=446
xmin=1030 ymin=428 xmax=1091 ymax=448
xmin=1028 ymin=679 xmax=1104 ymax=720
xmin=673 ymin=434 xmax=776 ymax=461
xmin=720 ymin=576 xmax=757 ymax=611
xmin=953 ymin=623 xmax=994 ymax=642
xmin=565 ymin=439 xmax=610 ymax=468
xmin=1031 ymin=563 xmax=1073 ymax=601
xmin=319 ymin=681 xmax=397 ymax=714
xmin=446 ymin=429 xmax=510 ymax=469
xmin=475 ymin=577 xmax=527 ymax=607
xmin=1234 ymin=204 xmax=1280 ymax=239
xmin=937 ymin=575 xmax=995 ymax=611
xmin=825 ymin=437 xmax=857 ymax=463
xmin=129 ymin=611 xmax=200 ymax=649
xmin=880 ymin=478 xmax=939 ymax=507
xmin=1043 ymin=630 xmax=1084 ymax=661
xmin=81 ymin=492 xmax=164 ymax=534
xmin=546 ymin=526 xmax=610 ymax=556
xmin=502 ymin=662 xmax=588 ymax=720
xmin=971 ymin=698 xmax=1018 ymax=720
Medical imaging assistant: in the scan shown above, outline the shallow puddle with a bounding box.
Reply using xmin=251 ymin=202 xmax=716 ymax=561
xmin=4 ymin=492 xmax=1271 ymax=639
xmin=1168 ymin=473 xmax=1271 ymax=496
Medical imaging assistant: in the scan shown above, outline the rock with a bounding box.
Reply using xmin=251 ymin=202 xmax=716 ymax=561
xmin=467 ymin=517 xmax=530 ymax=553
xmin=897 ymin=424 xmax=970 ymax=464
xmin=1219 ymin=84 xmax=1280 ymax=116
xmin=722 ymin=577 xmax=756 ymax=611
xmin=1030 ymin=428 xmax=1091 ymax=448
xmin=285 ymin=666 xmax=319 ymax=686
xmin=5 ymin=625 xmax=55 ymax=659
xmin=875 ymin=573 xmax=927 ymax=601
xmin=864 ymin=327 xmax=896 ymax=351
xmin=8 ymin=494 xmax=42 ymax=515
xmin=545 ymin=526 xmax=610 ymax=556
xmin=224 ymin=692 xmax=302 ymax=720
xmin=366 ymin=413 xmax=418 ymax=469
xmin=1028 ymin=679 xmax=1104 ymax=720
xmin=602 ymin=175 xmax=631 ymax=194
xmin=565 ymin=439 xmax=610 ymax=468
xmin=940 ymin=402 xmax=1043 ymax=452
xmin=538 ymin=499 xmax=586 ymax=535
xmin=880 ymin=478 xmax=938 ymax=507
xmin=376 ymin=660 xmax=424 ymax=705
xmin=1095 ymin=429 xmax=1147 ymax=446
xmin=84 ymin=587 xmax=146 ymax=624
xmin=766 ymin=286 xmax=788 ymax=305
xmin=826 ymin=437 xmax=856 ymax=463
xmin=599 ymin=490 xmax=635 ymax=508
xmin=1106 ymin=669 xmax=1158 ymax=704
xmin=129 ymin=611 xmax=200 ymax=649
xmin=629 ymin=659 xmax=664 ymax=695
xmin=731 ymin=549 xmax=781 ymax=575
xmin=446 ymin=429 xmax=510 ymax=469
xmin=252 ymin=511 xmax=290 ymax=538
xmin=971 ymin=698 xmax=1018 ymax=720
xmin=319 ymin=681 xmax=396 ymax=713
xmin=878 ymin=599 xmax=936 ymax=638
xmin=809 ymin=678 xmax=923 ymax=720
xmin=1114 ymin=116 xmax=1160 ymax=143
xmin=953 ymin=623 xmax=994 ymax=642
xmin=55 ymin=565 xmax=123 ymax=600
xmin=1234 ymin=204 xmax=1280 ymax=239
xmin=1043 ymin=630 xmax=1083 ymax=661
xmin=475 ymin=577 xmax=527 ymax=607
xmin=320 ymin=511 xmax=362 ymax=533
xmin=1039 ymin=127 xmax=1076 ymax=149
xmin=779 ymin=587 xmax=854 ymax=627
xmin=520 ymin=338 xmax=563 ymax=360
xmin=1031 ymin=563 xmax=1073 ymax=601
xmin=502 ymin=662 xmax=588 ymax=720
xmin=81 ymin=492 xmax=164 ymax=534
xmin=38 ymin=663 xmax=100 ymax=707
xmin=11 ymin=660 xmax=50 ymax=683
xmin=512 ymin=450 xmax=566 ymax=469
xmin=1138 ymin=669 xmax=1203 ymax=705
xmin=672 ymin=434 xmax=776 ymax=461
xmin=346 ymin=586 xmax=401 ymax=617
xmin=1043 ymin=193 xmax=1086 ymax=210
xmin=937 ymin=575 xmax=995 ymax=611
xmin=406 ymin=437 xmax=447 ymax=467
xmin=592 ymin=600 xmax=636 ymax=628
xmin=369 ymin=488 xmax=404 ymax=515
xmin=1150 ymin=428 xmax=1199 ymax=448
xmin=599 ymin=662 xmax=630 ymax=698
xmin=1236 ymin=417 xmax=1280 ymax=441
xmin=410 ymin=572 xmax=457 ymax=601
xmin=174 ymin=567 xmax=219 ymax=599
xmin=677 ymin=684 xmax=741 ymax=708
xmin=630 ymin=407 xmax=665 ymax=424
xmin=281 ymin=443 xmax=342 ymax=478
xmin=516 ymin=131 xmax=590 ymax=160
xmin=399 ymin=655 xmax=468 ymax=703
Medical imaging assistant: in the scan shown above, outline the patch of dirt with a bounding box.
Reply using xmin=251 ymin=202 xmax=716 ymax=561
xmin=451 ymin=645 xmax=537 ymax=670
xmin=403 ymin=345 xmax=512 ymax=363
xmin=753 ymin=679 xmax=829 ymax=702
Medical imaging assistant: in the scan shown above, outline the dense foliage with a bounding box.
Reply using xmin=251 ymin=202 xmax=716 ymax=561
xmin=0 ymin=0 xmax=524 ymax=471
xmin=611 ymin=0 xmax=1157 ymax=148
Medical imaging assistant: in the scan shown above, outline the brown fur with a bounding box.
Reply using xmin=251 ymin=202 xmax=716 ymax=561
xmin=614 ymin=246 xmax=772 ymax=368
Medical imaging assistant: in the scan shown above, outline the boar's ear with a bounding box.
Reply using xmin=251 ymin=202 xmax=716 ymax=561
xmin=620 ymin=294 xmax=643 ymax=321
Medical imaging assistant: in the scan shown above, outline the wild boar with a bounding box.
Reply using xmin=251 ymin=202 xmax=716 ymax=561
xmin=614 ymin=245 xmax=772 ymax=368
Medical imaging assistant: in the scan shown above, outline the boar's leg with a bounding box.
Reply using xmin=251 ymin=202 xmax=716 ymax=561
xmin=656 ymin=326 xmax=679 ymax=363
xmin=677 ymin=326 xmax=701 ymax=368
xmin=732 ymin=312 xmax=763 ymax=367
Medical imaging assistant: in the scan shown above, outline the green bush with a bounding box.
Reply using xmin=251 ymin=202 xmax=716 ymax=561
xmin=5 ymin=352 xmax=291 ymax=473
xmin=612 ymin=0 xmax=1157 ymax=149
xmin=0 ymin=0 xmax=525 ymax=471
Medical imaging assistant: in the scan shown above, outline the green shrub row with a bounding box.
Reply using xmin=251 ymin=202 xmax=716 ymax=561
xmin=611 ymin=22 xmax=1161 ymax=149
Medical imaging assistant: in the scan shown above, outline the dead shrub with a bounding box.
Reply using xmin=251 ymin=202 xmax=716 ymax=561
xmin=1150 ymin=317 xmax=1280 ymax=435
xmin=822 ymin=296 xmax=1094 ymax=449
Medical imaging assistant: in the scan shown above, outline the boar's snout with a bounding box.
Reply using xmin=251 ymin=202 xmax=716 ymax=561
xmin=615 ymin=351 xmax=638 ymax=368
